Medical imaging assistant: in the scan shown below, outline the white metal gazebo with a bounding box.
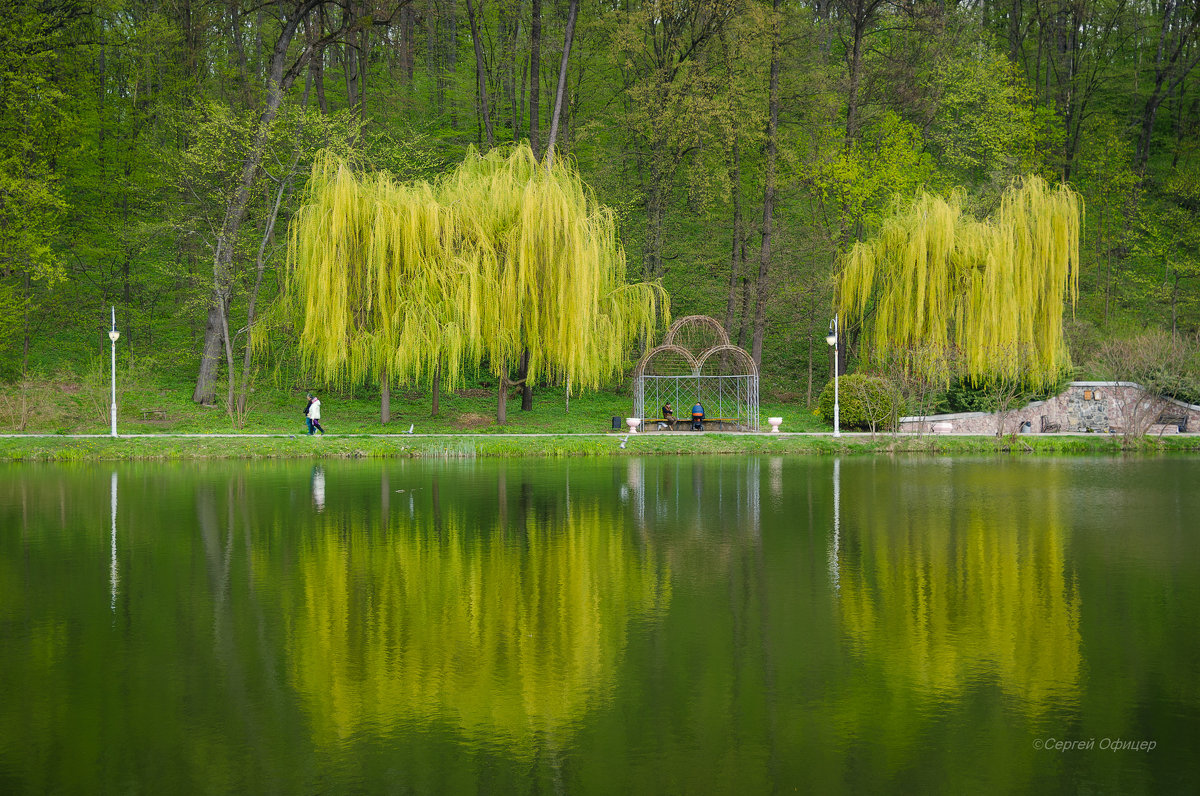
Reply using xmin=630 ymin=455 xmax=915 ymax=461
xmin=632 ymin=315 xmax=759 ymax=431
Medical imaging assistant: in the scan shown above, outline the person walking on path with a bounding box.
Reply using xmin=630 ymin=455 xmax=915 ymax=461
xmin=308 ymin=394 xmax=326 ymax=435
xmin=304 ymin=394 xmax=315 ymax=434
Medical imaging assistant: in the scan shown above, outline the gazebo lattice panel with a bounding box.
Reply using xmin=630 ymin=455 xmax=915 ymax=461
xmin=633 ymin=316 xmax=759 ymax=431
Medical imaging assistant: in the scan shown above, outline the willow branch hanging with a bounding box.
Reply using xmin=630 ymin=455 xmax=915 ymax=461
xmin=837 ymin=176 xmax=1082 ymax=387
xmin=262 ymin=145 xmax=669 ymax=393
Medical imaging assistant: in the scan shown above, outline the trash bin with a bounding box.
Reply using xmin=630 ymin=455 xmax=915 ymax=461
xmin=612 ymin=416 xmax=622 ymax=430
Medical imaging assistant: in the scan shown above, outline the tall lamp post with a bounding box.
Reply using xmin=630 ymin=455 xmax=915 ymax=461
xmin=108 ymin=307 xmax=120 ymax=438
xmin=825 ymin=315 xmax=840 ymax=437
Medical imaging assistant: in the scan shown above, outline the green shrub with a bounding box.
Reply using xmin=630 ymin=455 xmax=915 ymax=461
xmin=942 ymin=370 xmax=1070 ymax=413
xmin=817 ymin=374 xmax=900 ymax=431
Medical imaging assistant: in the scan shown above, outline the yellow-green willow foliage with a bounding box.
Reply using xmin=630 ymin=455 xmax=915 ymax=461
xmin=836 ymin=464 xmax=1081 ymax=718
xmin=269 ymin=145 xmax=667 ymax=391
xmin=283 ymin=504 xmax=671 ymax=753
xmin=838 ymin=176 xmax=1082 ymax=386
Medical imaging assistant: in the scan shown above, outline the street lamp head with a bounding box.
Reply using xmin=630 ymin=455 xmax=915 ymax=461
xmin=108 ymin=330 xmax=120 ymax=343
xmin=825 ymin=328 xmax=837 ymax=348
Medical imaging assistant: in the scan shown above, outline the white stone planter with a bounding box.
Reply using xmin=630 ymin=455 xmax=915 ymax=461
xmin=767 ymin=417 xmax=783 ymax=433
xmin=626 ymin=417 xmax=642 ymax=434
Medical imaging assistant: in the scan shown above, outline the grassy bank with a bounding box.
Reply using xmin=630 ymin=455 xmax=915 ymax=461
xmin=2 ymin=432 xmax=1197 ymax=462
xmin=0 ymin=368 xmax=824 ymax=436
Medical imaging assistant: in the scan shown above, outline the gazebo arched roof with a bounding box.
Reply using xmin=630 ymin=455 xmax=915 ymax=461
xmin=697 ymin=344 xmax=759 ymax=378
xmin=632 ymin=344 xmax=700 ymax=380
xmin=663 ymin=315 xmax=730 ymax=350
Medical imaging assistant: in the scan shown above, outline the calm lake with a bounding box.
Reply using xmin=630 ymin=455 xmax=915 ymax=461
xmin=1 ymin=456 xmax=1197 ymax=793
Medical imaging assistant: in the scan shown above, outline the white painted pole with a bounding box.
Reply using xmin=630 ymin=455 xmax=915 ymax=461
xmin=108 ymin=307 xmax=120 ymax=438
xmin=832 ymin=314 xmax=840 ymax=437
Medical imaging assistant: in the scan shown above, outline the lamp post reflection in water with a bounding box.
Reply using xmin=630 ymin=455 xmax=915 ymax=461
xmin=110 ymin=471 xmax=118 ymax=614
xmin=829 ymin=458 xmax=840 ymax=593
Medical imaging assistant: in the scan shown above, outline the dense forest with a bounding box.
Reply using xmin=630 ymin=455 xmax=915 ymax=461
xmin=2 ymin=0 xmax=1199 ymax=410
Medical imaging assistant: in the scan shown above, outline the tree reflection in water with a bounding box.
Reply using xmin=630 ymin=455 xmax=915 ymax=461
xmin=282 ymin=465 xmax=672 ymax=757
xmin=833 ymin=460 xmax=1081 ymax=717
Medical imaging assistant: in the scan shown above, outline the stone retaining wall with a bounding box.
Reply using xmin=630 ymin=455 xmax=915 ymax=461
xmin=899 ymin=382 xmax=1200 ymax=435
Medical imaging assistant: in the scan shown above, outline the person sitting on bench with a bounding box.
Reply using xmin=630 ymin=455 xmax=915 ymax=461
xmin=691 ymin=401 xmax=705 ymax=430
xmin=660 ymin=402 xmax=674 ymax=429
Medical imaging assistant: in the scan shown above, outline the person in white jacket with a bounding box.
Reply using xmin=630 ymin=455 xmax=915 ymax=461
xmin=307 ymin=394 xmax=326 ymax=435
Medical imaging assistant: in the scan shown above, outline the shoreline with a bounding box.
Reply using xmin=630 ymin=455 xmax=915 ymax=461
xmin=2 ymin=432 xmax=1198 ymax=462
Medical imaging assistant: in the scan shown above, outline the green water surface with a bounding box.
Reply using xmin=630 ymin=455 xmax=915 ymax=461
xmin=1 ymin=456 xmax=1197 ymax=793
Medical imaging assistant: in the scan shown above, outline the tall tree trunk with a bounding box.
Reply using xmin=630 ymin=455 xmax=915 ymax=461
xmin=310 ymin=15 xmax=328 ymax=114
xmin=724 ymin=140 xmax=743 ymax=335
xmin=542 ymin=0 xmax=578 ymax=167
xmin=502 ymin=0 xmax=520 ymax=141
xmin=845 ymin=15 xmax=864 ymax=142
xmin=465 ymin=0 xmax=494 ymax=147
xmin=381 ymin=377 xmax=391 ymax=423
xmin=446 ymin=0 xmax=458 ymax=128
xmin=431 ymin=364 xmax=441 ymax=416
xmin=530 ymin=0 xmax=541 ymax=151
xmin=519 ymin=347 xmax=532 ymax=410
xmin=430 ymin=0 xmax=444 ymax=115
xmin=751 ymin=0 xmax=781 ymax=365
xmin=643 ymin=160 xmax=668 ymax=281
xmin=737 ymin=274 xmax=751 ymax=349
xmin=22 ymin=272 xmax=31 ymax=376
xmin=498 ymin=375 xmax=508 ymax=423
xmin=194 ymin=302 xmax=229 ymax=404
xmin=398 ymin=5 xmax=416 ymax=82
xmin=237 ymin=163 xmax=295 ymax=415
xmin=193 ymin=1 xmax=327 ymax=405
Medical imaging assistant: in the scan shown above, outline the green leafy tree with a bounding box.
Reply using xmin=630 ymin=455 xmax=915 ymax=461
xmin=0 ymin=0 xmax=77 ymax=370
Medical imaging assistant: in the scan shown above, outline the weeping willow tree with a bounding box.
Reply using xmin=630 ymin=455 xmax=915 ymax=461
xmin=838 ymin=176 xmax=1082 ymax=387
xmin=263 ymin=145 xmax=667 ymax=422
xmin=439 ymin=146 xmax=668 ymax=420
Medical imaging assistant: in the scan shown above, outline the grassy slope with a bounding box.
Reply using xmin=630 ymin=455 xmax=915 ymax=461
xmin=0 ymin=365 xmax=826 ymax=436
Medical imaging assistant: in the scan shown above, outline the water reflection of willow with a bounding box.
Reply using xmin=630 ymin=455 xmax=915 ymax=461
xmin=284 ymin=497 xmax=672 ymax=753
xmin=837 ymin=466 xmax=1081 ymax=715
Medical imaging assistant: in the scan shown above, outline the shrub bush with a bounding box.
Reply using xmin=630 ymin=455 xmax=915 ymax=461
xmin=942 ymin=370 xmax=1070 ymax=413
xmin=817 ymin=374 xmax=900 ymax=431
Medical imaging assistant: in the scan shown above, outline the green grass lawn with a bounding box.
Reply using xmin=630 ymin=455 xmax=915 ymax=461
xmin=0 ymin=365 xmax=828 ymax=437
xmin=5 ymin=365 xmax=1197 ymax=462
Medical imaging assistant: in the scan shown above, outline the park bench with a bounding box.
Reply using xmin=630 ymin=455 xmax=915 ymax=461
xmin=140 ymin=408 xmax=168 ymax=421
xmin=641 ymin=417 xmax=742 ymax=431
xmin=1040 ymin=415 xmax=1061 ymax=433
xmin=1156 ymin=409 xmax=1189 ymax=433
